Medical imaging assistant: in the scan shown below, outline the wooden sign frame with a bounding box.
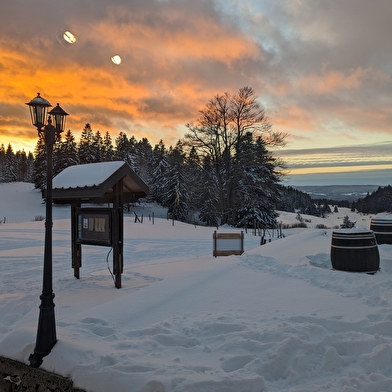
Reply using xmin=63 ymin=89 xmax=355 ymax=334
xmin=213 ymin=231 xmax=244 ymax=257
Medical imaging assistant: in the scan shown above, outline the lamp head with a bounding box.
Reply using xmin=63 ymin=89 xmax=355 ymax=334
xmin=49 ymin=103 xmax=69 ymax=134
xmin=26 ymin=93 xmax=52 ymax=131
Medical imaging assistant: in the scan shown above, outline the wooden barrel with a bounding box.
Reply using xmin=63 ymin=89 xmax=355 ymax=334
xmin=370 ymin=218 xmax=392 ymax=244
xmin=331 ymin=230 xmax=379 ymax=273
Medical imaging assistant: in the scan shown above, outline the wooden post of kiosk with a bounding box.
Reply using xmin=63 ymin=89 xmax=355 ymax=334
xmin=113 ymin=178 xmax=124 ymax=289
xmin=71 ymin=202 xmax=82 ymax=279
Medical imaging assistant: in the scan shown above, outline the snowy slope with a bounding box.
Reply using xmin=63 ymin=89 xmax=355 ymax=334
xmin=1 ymin=183 xmax=392 ymax=391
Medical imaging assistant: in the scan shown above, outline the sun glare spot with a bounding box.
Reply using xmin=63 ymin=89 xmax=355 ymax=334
xmin=111 ymin=55 xmax=122 ymax=65
xmin=63 ymin=31 xmax=77 ymax=44
xmin=56 ymin=29 xmax=77 ymax=47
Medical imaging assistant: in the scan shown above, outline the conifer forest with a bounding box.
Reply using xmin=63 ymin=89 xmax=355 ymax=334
xmin=1 ymin=87 xmax=320 ymax=227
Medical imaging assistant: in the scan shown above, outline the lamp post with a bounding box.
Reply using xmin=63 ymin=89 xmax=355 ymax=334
xmin=25 ymin=93 xmax=68 ymax=368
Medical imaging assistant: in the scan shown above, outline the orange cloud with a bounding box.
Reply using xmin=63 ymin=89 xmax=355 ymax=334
xmin=95 ymin=4 xmax=261 ymax=63
xmin=295 ymin=67 xmax=389 ymax=95
xmin=0 ymin=1 xmax=265 ymax=153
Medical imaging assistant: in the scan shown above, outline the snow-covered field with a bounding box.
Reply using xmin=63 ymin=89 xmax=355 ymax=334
xmin=1 ymin=182 xmax=392 ymax=392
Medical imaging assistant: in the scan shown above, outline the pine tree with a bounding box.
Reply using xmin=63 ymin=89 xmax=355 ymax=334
xmin=115 ymin=132 xmax=136 ymax=167
xmin=78 ymin=123 xmax=96 ymax=164
xmin=340 ymin=215 xmax=356 ymax=228
xmin=3 ymin=144 xmax=18 ymax=182
xmin=163 ymin=141 xmax=190 ymax=222
xmin=185 ymin=146 xmax=203 ymax=212
xmin=33 ymin=135 xmax=47 ymax=189
xmin=92 ymin=131 xmax=104 ymax=162
xmin=26 ymin=152 xmax=34 ymax=182
xmin=15 ymin=150 xmax=28 ymax=181
xmin=134 ymin=138 xmax=153 ymax=186
xmin=151 ymin=140 xmax=170 ymax=205
xmin=197 ymin=155 xmax=220 ymax=226
xmin=102 ymin=132 xmax=114 ymax=162
xmin=54 ymin=129 xmax=79 ymax=176
xmin=232 ymin=133 xmax=279 ymax=228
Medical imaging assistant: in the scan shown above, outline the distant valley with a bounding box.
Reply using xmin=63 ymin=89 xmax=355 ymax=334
xmin=292 ymin=185 xmax=382 ymax=202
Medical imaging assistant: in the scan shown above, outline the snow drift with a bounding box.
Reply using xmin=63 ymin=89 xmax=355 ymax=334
xmin=1 ymin=183 xmax=392 ymax=391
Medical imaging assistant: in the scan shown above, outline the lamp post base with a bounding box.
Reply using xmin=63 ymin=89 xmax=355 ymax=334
xmin=29 ymin=293 xmax=57 ymax=368
xmin=29 ymin=352 xmax=45 ymax=368
xmin=29 ymin=336 xmax=57 ymax=368
xmin=28 ymin=337 xmax=57 ymax=368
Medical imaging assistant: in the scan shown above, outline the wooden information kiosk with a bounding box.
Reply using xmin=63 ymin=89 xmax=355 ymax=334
xmin=52 ymin=161 xmax=149 ymax=288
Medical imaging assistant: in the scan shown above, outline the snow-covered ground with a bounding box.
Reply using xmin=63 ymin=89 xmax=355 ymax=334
xmin=1 ymin=182 xmax=392 ymax=391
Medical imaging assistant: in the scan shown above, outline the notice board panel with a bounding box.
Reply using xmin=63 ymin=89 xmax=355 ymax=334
xmin=213 ymin=231 xmax=244 ymax=257
xmin=76 ymin=208 xmax=113 ymax=246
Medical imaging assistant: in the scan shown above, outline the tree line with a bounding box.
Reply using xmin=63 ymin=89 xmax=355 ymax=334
xmin=0 ymin=144 xmax=34 ymax=183
xmin=353 ymin=185 xmax=392 ymax=214
xmin=2 ymin=87 xmax=320 ymax=227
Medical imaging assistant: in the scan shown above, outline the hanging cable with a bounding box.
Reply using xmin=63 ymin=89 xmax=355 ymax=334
xmin=106 ymin=247 xmax=115 ymax=285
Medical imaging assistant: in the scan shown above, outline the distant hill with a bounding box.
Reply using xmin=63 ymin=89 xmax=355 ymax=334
xmin=292 ymin=185 xmax=380 ymax=202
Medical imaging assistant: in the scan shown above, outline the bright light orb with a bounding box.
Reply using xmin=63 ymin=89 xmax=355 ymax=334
xmin=63 ymin=31 xmax=77 ymax=44
xmin=111 ymin=55 xmax=122 ymax=65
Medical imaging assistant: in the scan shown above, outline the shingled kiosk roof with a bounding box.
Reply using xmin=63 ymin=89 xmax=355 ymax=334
xmin=51 ymin=161 xmax=149 ymax=204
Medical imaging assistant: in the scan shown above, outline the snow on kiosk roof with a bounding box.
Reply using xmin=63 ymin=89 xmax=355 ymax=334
xmin=51 ymin=161 xmax=149 ymax=203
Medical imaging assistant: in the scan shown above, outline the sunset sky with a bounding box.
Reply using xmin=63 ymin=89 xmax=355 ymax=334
xmin=1 ymin=0 xmax=392 ymax=185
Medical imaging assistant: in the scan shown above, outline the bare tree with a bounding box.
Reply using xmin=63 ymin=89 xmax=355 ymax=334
xmin=184 ymin=86 xmax=286 ymax=226
xmin=185 ymin=86 xmax=286 ymax=159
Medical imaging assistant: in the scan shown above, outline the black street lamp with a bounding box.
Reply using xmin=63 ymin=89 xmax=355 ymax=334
xmin=25 ymin=93 xmax=68 ymax=368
